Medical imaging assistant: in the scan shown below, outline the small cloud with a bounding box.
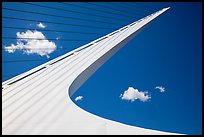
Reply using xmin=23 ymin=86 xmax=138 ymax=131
xmin=56 ymin=37 xmax=60 ymax=40
xmin=75 ymin=96 xmax=83 ymax=101
xmin=119 ymin=94 xmax=123 ymax=98
xmin=4 ymin=30 xmax=56 ymax=58
xmin=37 ymin=22 xmax=46 ymax=28
xmin=155 ymin=86 xmax=165 ymax=92
xmin=120 ymin=87 xmax=151 ymax=102
xmin=29 ymin=23 xmax=35 ymax=27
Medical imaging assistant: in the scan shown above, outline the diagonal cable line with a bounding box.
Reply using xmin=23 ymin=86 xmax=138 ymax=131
xmin=2 ymin=26 xmax=104 ymax=35
xmin=2 ymin=16 xmax=116 ymax=30
xmin=114 ymin=2 xmax=153 ymax=14
xmin=104 ymin=2 xmax=151 ymax=16
xmin=134 ymin=2 xmax=158 ymax=11
xmin=2 ymin=36 xmax=92 ymax=42
xmin=124 ymin=2 xmax=150 ymax=11
xmin=2 ymin=47 xmax=76 ymax=52
xmin=22 ymin=2 xmax=133 ymax=22
xmin=86 ymin=2 xmax=146 ymax=17
xmin=126 ymin=2 xmax=157 ymax=11
xmin=2 ymin=7 xmax=123 ymax=26
xmin=2 ymin=48 xmax=74 ymax=52
xmin=2 ymin=59 xmax=53 ymax=63
xmin=59 ymin=2 xmax=141 ymax=19
xmin=3 ymin=75 xmax=22 ymax=78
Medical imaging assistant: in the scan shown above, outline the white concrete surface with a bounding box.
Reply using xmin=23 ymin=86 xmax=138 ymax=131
xmin=2 ymin=7 xmax=182 ymax=135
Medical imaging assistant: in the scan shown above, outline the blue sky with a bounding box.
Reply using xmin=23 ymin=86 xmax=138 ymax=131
xmin=2 ymin=2 xmax=202 ymax=135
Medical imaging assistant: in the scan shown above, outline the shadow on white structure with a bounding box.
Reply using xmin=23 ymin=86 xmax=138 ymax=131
xmin=2 ymin=7 xmax=183 ymax=135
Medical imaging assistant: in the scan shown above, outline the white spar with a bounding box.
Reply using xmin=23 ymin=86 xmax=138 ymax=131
xmin=2 ymin=7 xmax=182 ymax=135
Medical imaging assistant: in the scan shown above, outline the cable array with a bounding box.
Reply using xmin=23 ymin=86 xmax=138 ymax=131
xmin=3 ymin=7 xmax=123 ymax=26
xmin=22 ymin=2 xmax=133 ymax=22
xmin=2 ymin=2 xmax=157 ymax=80
xmin=59 ymin=2 xmax=141 ymax=19
xmin=3 ymin=16 xmax=115 ymax=30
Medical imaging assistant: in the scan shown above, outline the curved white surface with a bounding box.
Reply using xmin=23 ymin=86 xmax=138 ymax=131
xmin=2 ymin=7 xmax=181 ymax=135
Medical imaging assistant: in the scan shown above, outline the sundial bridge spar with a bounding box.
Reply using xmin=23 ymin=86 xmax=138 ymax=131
xmin=2 ymin=7 xmax=182 ymax=135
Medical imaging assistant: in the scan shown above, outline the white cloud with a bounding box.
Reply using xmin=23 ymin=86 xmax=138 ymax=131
xmin=75 ymin=96 xmax=83 ymax=101
xmin=56 ymin=37 xmax=60 ymax=40
xmin=120 ymin=87 xmax=151 ymax=102
xmin=4 ymin=30 xmax=57 ymax=58
xmin=37 ymin=22 xmax=46 ymax=28
xmin=155 ymin=86 xmax=165 ymax=92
